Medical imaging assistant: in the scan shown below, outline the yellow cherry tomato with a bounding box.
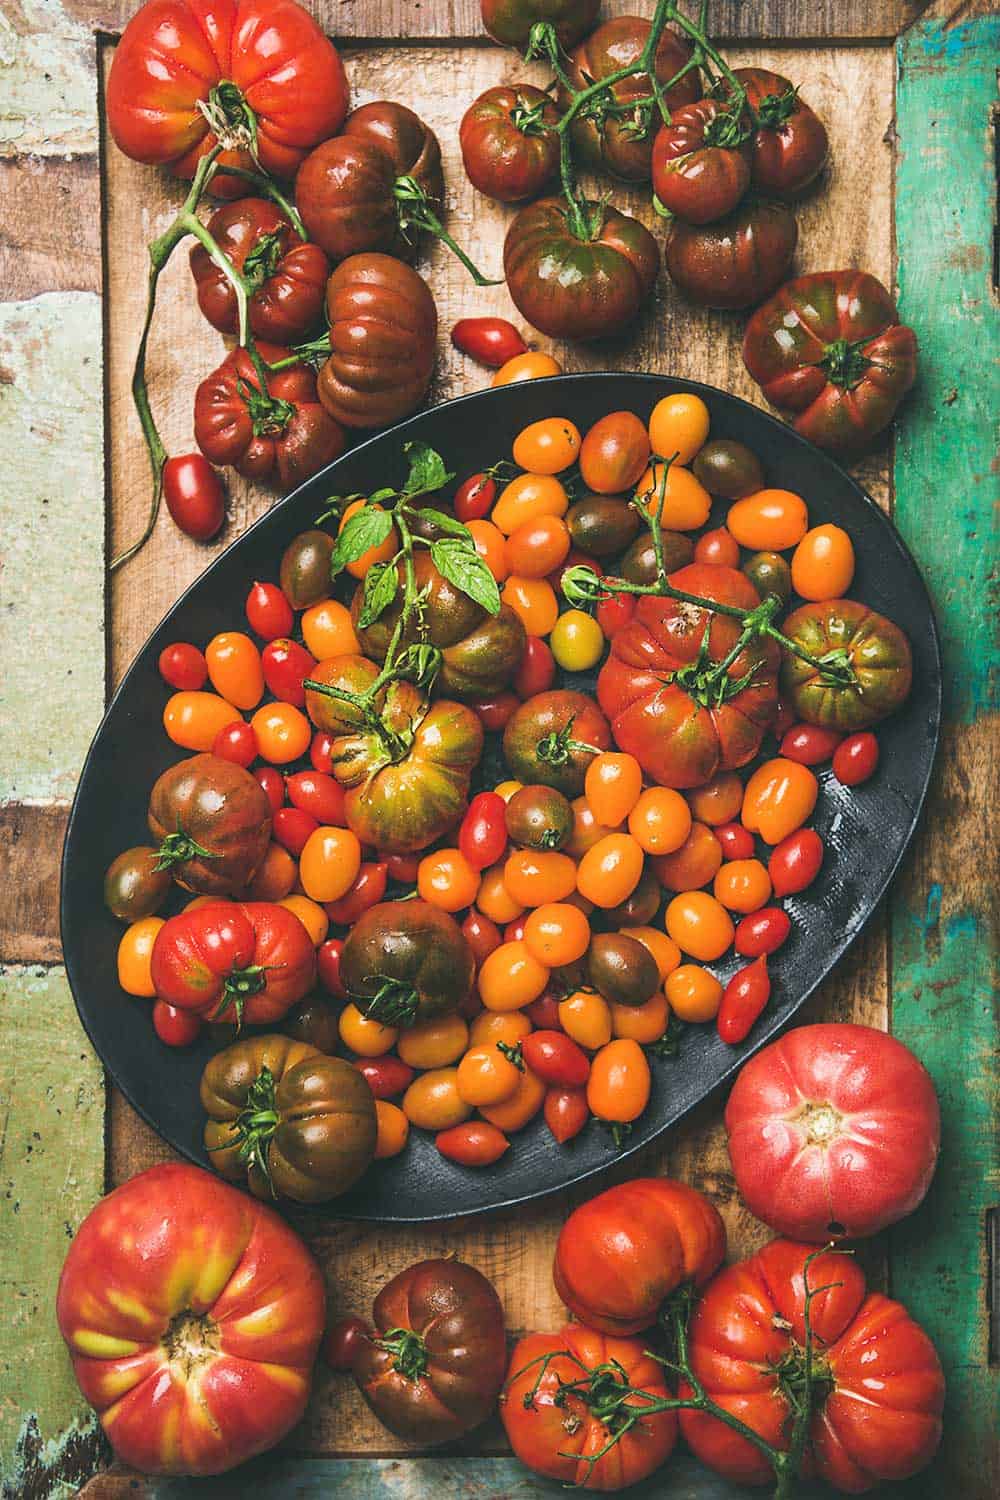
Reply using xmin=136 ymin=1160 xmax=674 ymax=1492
xmin=163 ymin=691 xmax=241 ymax=751
xmin=455 ymin=1043 xmax=522 ymax=1107
xmin=665 ymin=964 xmax=723 ymax=1022
xmin=727 ymin=489 xmax=809 ymax=551
xmin=417 ymin=848 xmax=481 ymax=913
xmin=338 ymin=498 xmax=399 ymax=580
xmin=713 ymin=858 xmax=772 ymax=914
xmin=339 ymin=1002 xmax=398 ymax=1057
xmin=686 ymin=771 xmax=744 ymax=826
xmin=494 ymin=780 xmax=524 ymax=803
xmin=117 ymin=916 xmax=165 ymax=997
xmin=628 ymin=787 xmax=692 ymax=855
xmin=478 ymin=940 xmax=549 ymax=1011
xmin=550 ymin=609 xmax=606 ymax=671
xmin=619 ymin=926 xmax=681 ymax=982
xmin=492 ymin=473 xmax=569 ymax=534
xmin=301 ymin=599 xmax=360 ymax=659
xmin=278 ymin=894 xmax=329 ymax=947
xmin=492 ymin=351 xmax=562 ymax=386
xmin=585 ymin=752 xmax=643 ymax=828
xmin=648 ymin=393 xmax=710 ymax=466
xmin=501 ymin=576 xmax=560 ymax=636
xmin=522 ymin=902 xmax=591 ymax=966
xmin=576 ymin=833 xmax=644 ymax=909
xmin=791 ymin=524 xmax=856 ymax=600
xmin=402 ymin=1068 xmax=472 ymax=1131
xmin=513 ymin=416 xmax=582 ymax=474
xmin=469 ymin=1009 xmax=533 ymax=1047
xmin=610 ymin=990 xmax=670 ymax=1043
xmin=479 ymin=1065 xmax=546 ymax=1132
xmin=251 ymin=701 xmax=311 ymax=764
xmin=397 ymin=1013 xmax=470 ymax=1070
xmin=558 ymin=989 xmax=613 ymax=1050
xmin=741 ymin=758 xmax=819 ymax=844
xmin=635 ymin=463 xmax=712 ymax=530
xmin=665 ymin=891 xmax=735 ymax=962
xmin=476 ymin=862 xmax=525 ymax=924
xmin=467 ymin=519 xmax=509 ymax=582
xmin=299 ymin=825 xmax=362 ymax=902
xmin=374 ymin=1100 xmax=409 ymax=1158
xmin=204 ymin=632 xmax=265 ymax=711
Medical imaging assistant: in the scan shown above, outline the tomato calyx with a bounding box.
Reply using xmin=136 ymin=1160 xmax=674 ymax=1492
xmin=748 ymin=83 xmax=800 ymax=131
xmin=215 ymin=963 xmax=272 ymax=1026
xmin=511 ymin=93 xmax=552 ymax=137
xmin=819 ymin=336 xmax=874 ymax=391
xmin=162 ymin=1306 xmax=222 ymax=1375
xmin=701 ymin=102 xmax=751 ymax=151
xmin=360 ymin=977 xmax=422 ymax=1028
xmin=536 ymin=715 xmax=602 ymax=767
xmin=235 ymin=374 xmax=296 ymax=437
xmin=208 ymin=1063 xmax=281 ymax=1193
xmin=154 ymin=826 xmax=219 ymax=872
xmin=497 ymin=1040 xmax=526 ymax=1071
xmin=242 ymin=230 xmax=287 ymax=293
xmin=198 ymin=79 xmax=260 ymax=158
xmin=372 ymin=1324 xmax=430 ymax=1382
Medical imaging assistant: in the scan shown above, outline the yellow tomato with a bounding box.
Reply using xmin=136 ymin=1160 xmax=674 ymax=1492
xmin=611 ymin=990 xmax=670 ymax=1043
xmin=339 ymin=1003 xmax=398 ymax=1057
xmin=665 ymin=890 xmax=735 ymax=962
xmin=635 ymin=463 xmax=712 ymax=530
xmin=512 ymin=417 xmax=582 ymax=474
xmin=727 ymin=489 xmax=809 ymax=550
xmin=397 ymin=1013 xmax=470 ymax=1070
xmin=374 ymin=1101 xmax=410 ymax=1159
xmin=117 ymin=916 xmax=165 ymax=997
xmin=277 ymin=894 xmax=329 ymax=947
xmin=301 ymin=599 xmax=360 ymax=658
xmin=402 ymin=1069 xmax=472 ymax=1131
xmin=665 ymin=964 xmax=723 ymax=1022
xmin=492 ymin=473 xmax=569 ymax=535
xmin=163 ymin=691 xmax=241 ymax=751
xmin=648 ymin=393 xmax=710 ymax=466
xmin=492 ymin=351 xmax=562 ymax=386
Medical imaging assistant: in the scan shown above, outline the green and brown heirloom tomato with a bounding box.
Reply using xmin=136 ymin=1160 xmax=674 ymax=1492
xmin=505 ymin=784 xmax=574 ymax=850
xmin=354 ymin=1258 xmax=507 ymax=1444
xmin=481 ymin=0 xmax=599 ymax=50
xmin=201 ymin=1035 xmax=376 ymax=1203
xmin=560 ymin=17 xmax=700 ymax=182
xmin=147 ymin=753 xmax=272 ymax=895
xmin=460 ymin=85 xmax=560 ymax=204
xmin=567 ymin=495 xmax=642 ymax=558
xmin=587 ymin=931 xmax=660 ymax=1006
xmin=280 ymin=528 xmax=334 ymax=610
xmin=743 ymin=271 xmax=918 ymax=451
xmin=665 ymin=200 xmax=797 ymax=311
xmin=651 ymin=98 xmax=751 ymax=226
xmin=104 ymin=846 xmax=172 ymax=922
xmin=352 ymin=552 xmax=526 ymax=700
xmin=621 ymin=527 xmax=694 ymax=585
xmin=305 ymin=654 xmax=380 ymax=736
xmin=189 ymin=198 xmax=329 ymax=343
xmin=341 ymin=899 xmax=474 ymax=1025
xmin=504 ymin=198 xmax=659 ymax=341
xmin=503 ymin=690 xmax=612 ymax=798
xmin=732 ymin=67 xmax=829 ymax=200
xmin=692 ymin=438 xmax=765 ymax=499
xmin=780 ymin=599 xmax=913 ymax=730
xmin=284 ymin=995 xmax=341 ymax=1053
xmin=743 ymin=550 xmax=791 ymax=606
xmin=606 ymin=868 xmax=661 ymax=927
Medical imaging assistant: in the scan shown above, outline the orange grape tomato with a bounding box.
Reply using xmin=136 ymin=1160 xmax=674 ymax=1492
xmin=791 ymin=524 xmax=856 ymax=600
xmin=665 ymin=891 xmax=735 ymax=962
xmin=245 ymin=842 xmax=297 ymax=902
xmin=584 ymin=752 xmax=643 ymax=827
xmin=299 ymin=826 xmax=362 ymax=903
xmin=713 ymin=858 xmax=772 ymax=914
xmin=727 ymin=489 xmax=809 ymax=551
xmin=493 ymin=779 xmax=524 ymax=804
xmin=338 ymin=498 xmax=399 ymax=580
xmin=402 ymin=1068 xmax=471 ymax=1131
xmin=501 ymin=575 xmax=560 ymax=636
xmin=635 ymin=463 xmax=712 ymax=530
xmin=610 ymin=990 xmax=670 ymax=1043
xmin=576 ymin=832 xmax=644 ymax=909
xmin=397 ymin=1013 xmax=470 ymax=1070
xmin=478 ymin=1064 xmax=546 ymax=1132
xmin=619 ymin=926 xmax=681 ymax=982
xmin=492 ymin=351 xmax=562 ymax=386
xmin=469 ymin=1009 xmax=533 ymax=1047
xmin=476 ymin=862 xmax=525 ymax=924
xmin=652 ymin=821 xmax=722 ymax=892
xmin=512 ymin=416 xmax=582 ymax=474
xmin=503 ymin=848 xmax=577 ymax=907
xmin=117 ymin=916 xmax=165 ymax=997
xmin=278 ymin=894 xmax=329 ymax=947
xmin=204 ymin=632 xmax=265 ymax=711
xmin=478 ymin=940 xmax=549 ymax=1011
xmin=558 ymin=989 xmax=613 ymax=1050
xmin=467 ymin=519 xmax=509 ymax=582
xmin=522 ymin=902 xmax=591 ymax=966
xmin=491 ymin=473 xmax=569 ymax=535
xmin=741 ymin=758 xmax=819 ymax=844
xmin=251 ymin=701 xmax=312 ymax=764
xmin=627 ymin=786 xmax=692 ymax=855
xmin=687 ymin=771 xmax=744 ymax=826
xmin=587 ymin=1038 xmax=651 ymax=1123
xmin=417 ymin=848 xmax=481 ymax=912
xmin=665 ymin=963 xmax=723 ymax=1022
xmin=301 ymin=599 xmax=361 ymax=659
xmin=455 ymin=1043 xmax=522 ymax=1107
xmin=163 ymin=691 xmax=241 ymax=751
xmin=578 ymin=411 xmax=651 ymax=495
xmin=373 ymin=1100 xmax=409 ymax=1159
xmin=647 ymin=392 xmax=710 ymax=467
xmin=339 ymin=1002 xmax=398 ymax=1057
xmin=505 ymin=514 xmax=571 ymax=579
xmin=567 ymin=796 xmax=622 ymax=858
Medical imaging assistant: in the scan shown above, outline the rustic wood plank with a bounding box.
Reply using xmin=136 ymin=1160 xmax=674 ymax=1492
xmin=0 ymin=158 xmax=102 ymax=298
xmin=0 ymin=805 xmax=70 ymax=964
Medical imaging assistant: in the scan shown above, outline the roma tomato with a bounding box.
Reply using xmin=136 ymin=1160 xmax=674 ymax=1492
xmin=163 ymin=454 xmax=225 ymax=540
xmin=768 ymin=827 xmax=824 ymax=896
xmin=301 ymin=599 xmax=361 ymax=659
xmin=514 ymin=417 xmax=582 ymax=476
xmin=374 ymin=1100 xmax=410 ymax=1157
xmin=627 ymin=786 xmax=691 ymax=855
xmin=164 ymin=691 xmax=241 ymax=752
xmin=714 ymin=820 xmax=754 ymax=860
xmin=459 ymin=791 xmax=509 ymax=870
xmin=148 ymin=752 xmax=272 ymax=895
xmin=460 ymin=85 xmax=559 ymax=203
xmin=727 ymin=488 xmax=808 ymax=550
xmin=454 ymin=470 xmax=498 ymax=522
xmin=558 ymin=989 xmax=612 ymax=1051
xmin=692 ymin=437 xmax=764 ymax=498
xmin=478 ymin=940 xmax=549 ymax=1011
xmin=280 ymin=528 xmax=332 ymax=610
xmin=665 ymin=963 xmax=722 ymax=1022
xmin=584 ymin=752 xmax=643 ymax=827
xmin=717 ymin=955 xmax=771 ymax=1044
xmin=287 ymin=769 xmax=346 ymax=825
xmin=273 ymin=806 xmax=316 ymax=857
xmin=158 ymin=641 xmax=207 ymax=691
xmin=713 ymin=857 xmax=771 ymax=914
xmin=694 ymin=525 xmax=740 ymax=568
xmin=522 ymin=1029 xmax=590 ymax=1087
xmin=461 ymin=910 xmax=503 ymax=969
xmin=734 ymin=906 xmax=791 ymax=957
xmin=417 ymin=848 xmax=481 ymax=912
xmin=205 ymin=632 xmax=264 ymax=710
xmin=353 ymin=1055 xmax=415 ymax=1101
xmin=252 ymin=702 xmax=311 ymax=764
xmin=665 ymin=891 xmax=734 ymax=962
xmin=665 ymin=199 xmax=797 ymax=310
xmin=190 ymin=198 xmax=328 ymax=342
xmin=652 ymin=820 xmax=722 ymax=891
xmin=254 ymin=765 xmax=285 ymax=815
xmin=741 ymin=757 xmax=818 ymax=844
xmin=733 ymin=67 xmax=829 ymax=199
xmin=652 ymin=98 xmax=751 ymax=225
xmin=833 ymin=730 xmax=880 ymax=785
xmin=456 ymin=1042 xmax=522 ymax=1108
xmin=586 ymin=1038 xmax=651 ymax=1127
xmin=325 ymin=861 xmax=390 ymax=925
xmin=451 ymin=317 xmax=528 ymax=368
xmin=245 ymin=581 xmax=294 ymax=642
xmin=544 ymin=1086 xmax=589 ymax=1143
xmin=506 ymin=515 xmax=570 ymax=578
xmin=437 ymin=1120 xmax=510 ymax=1166
xmin=105 ymin=847 xmax=172 ymax=923
xmin=576 ymin=833 xmax=644 ymax=909
xmin=522 ymin=902 xmax=590 ymax=967
xmin=780 ymin=598 xmax=913 ymax=730
xmin=587 ymin=932 xmax=659 ymax=1007
xmin=57 ymin=1163 xmax=325 ymax=1475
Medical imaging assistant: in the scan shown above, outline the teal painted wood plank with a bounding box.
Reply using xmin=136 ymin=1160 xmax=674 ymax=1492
xmin=890 ymin=15 xmax=1000 ymax=1500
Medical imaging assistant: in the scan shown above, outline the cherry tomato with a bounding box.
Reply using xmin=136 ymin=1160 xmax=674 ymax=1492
xmin=462 ymin=910 xmax=503 ymax=969
xmin=648 ymin=392 xmax=710 ymax=467
xmin=619 ymin=926 xmax=681 ymax=983
xmin=436 ymin=1120 xmax=510 ymax=1166
xmin=322 ymin=1316 xmax=371 ymax=1373
xmin=506 ymin=515 xmax=571 ymax=578
xmin=478 ymin=940 xmax=549 ymax=1011
xmin=566 ymin=796 xmax=620 ymax=858
xmin=742 ymin=758 xmax=818 ymax=844
xmin=501 ymin=576 xmax=560 ymax=636
xmin=504 ymin=917 xmax=527 ymax=944
xmin=780 ymin=723 xmax=843 ymax=765
xmin=524 ymin=990 xmax=562 ymax=1029
xmin=713 ymin=858 xmax=772 ymax=915
xmin=476 ymin=863 xmax=525 ymax=925
xmin=727 ymin=488 xmax=809 ymax=550
xmin=158 ymin=642 xmax=207 ymax=691
xmin=635 ymin=463 xmax=712 ymax=530
xmin=287 ymin=769 xmax=346 ymax=825
xmin=374 ymin=1100 xmax=410 ymax=1158
xmin=610 ymin=989 xmax=670 ymax=1043
xmin=687 ymin=771 xmax=743 ymax=826
xmin=246 ymin=841 xmax=297 ymax=901
xmin=272 ymin=805 xmax=318 ymax=856
xmin=522 ymin=903 xmax=591 ymax=967
xmin=397 ymin=1013 xmax=470 ymax=1070
xmin=694 ymin=526 xmax=740 ymax=568
xmin=245 ymin=580 xmax=294 ymax=642
xmin=204 ymin=632 xmax=264 ymax=711
xmin=504 ymin=849 xmax=577 ymax=908
xmin=478 ymin=1064 xmax=546 ymax=1132
xmin=522 ymin=1030 xmax=590 ymax=1087
xmin=585 ymin=753 xmax=643 ymax=828
xmin=587 ymin=1039 xmax=651 ymax=1125
xmin=715 ymin=821 xmax=755 ymax=860
xmin=513 ymin=417 xmax=581 ymax=475
xmin=470 ymin=1009 xmax=533 ymax=1047
xmin=833 ymin=731 xmax=880 ymax=786
xmin=386 ymin=852 xmax=420 ymax=884
xmin=652 ymin=821 xmax=722 ymax=891
xmin=338 ymin=498 xmax=398 ymax=581
xmin=302 ymin=599 xmax=360 ymax=659
xmin=262 ymin=637 xmax=317 ymax=706
xmin=278 ymin=894 xmax=329 ymax=947
xmin=310 ymin=730 xmax=336 ymax=774
xmin=595 ymin=590 xmax=636 ymax=639
xmin=467 ymin=518 xmax=509 ymax=582
xmin=325 ymin=861 xmax=389 ymax=924
xmin=354 ymin=1055 xmax=415 ymax=1100
xmin=734 ymin=906 xmax=791 ymax=957
xmin=558 ymin=990 xmax=613 ymax=1051
xmin=492 ymin=473 xmax=568 ymax=535
xmin=163 ymin=453 xmax=225 ymax=540
xmin=163 ymin=691 xmax=241 ymax=751
xmin=550 ymin=610 xmax=605 ymax=671
xmin=665 ymin=963 xmax=723 ymax=1022
xmin=459 ymin=792 xmax=509 ymax=872
xmin=117 ymin=915 xmax=165 ymax=997
xmin=579 ymin=411 xmax=651 ymax=495
xmin=254 ymin=765 xmax=285 ymax=815
xmin=300 ymin=825 xmax=362 ymax=902
xmin=211 ymin=718 xmax=258 ymax=768
xmin=403 ymin=1069 xmax=471 ymax=1131
xmin=339 ymin=1002 xmax=398 ymax=1058
xmin=513 ymin=636 xmax=556 ymax=699
xmin=576 ymin=833 xmax=644 ymax=909
xmin=665 ymin=891 xmax=735 ymax=961
xmin=454 ymin=471 xmax=498 ymax=523
xmin=473 ymin=692 xmax=520 ymax=732
xmin=417 ymin=848 xmax=481 ymax=912
xmin=544 ymin=1085 xmax=589 ymax=1143
xmin=455 ymin=1043 xmax=522 ymax=1107
xmin=717 ymin=955 xmax=771 ymax=1043
xmin=492 ymin=351 xmax=562 ymax=386
xmin=317 ymin=937 xmax=347 ymax=998
xmin=626 ymin=787 xmax=691 ymax=855
xmin=452 ymin=316 xmax=528 ymax=367
xmin=791 ymin=523 xmax=855 ymax=600
xmin=152 ymin=1000 xmax=203 ymax=1046
xmin=251 ymin=701 xmax=312 ymax=764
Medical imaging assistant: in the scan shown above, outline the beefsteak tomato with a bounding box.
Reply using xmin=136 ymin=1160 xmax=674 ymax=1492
xmin=732 ymin=67 xmax=829 ymax=199
xmin=147 ymin=751 xmax=272 ymax=895
xmin=780 ymin=598 xmax=913 ymax=729
xmin=503 ymin=689 xmax=612 ymax=797
xmin=666 ymin=199 xmax=797 ymax=310
xmin=189 ymin=198 xmax=328 ymax=342
xmin=340 ymin=898 xmax=475 ymax=1026
xmin=460 ymin=85 xmax=560 ymax=203
xmin=651 ymin=98 xmax=751 ymax=224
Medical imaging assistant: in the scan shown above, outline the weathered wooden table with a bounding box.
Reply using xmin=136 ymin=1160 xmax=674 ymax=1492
xmin=1 ymin=1 xmax=997 ymax=1496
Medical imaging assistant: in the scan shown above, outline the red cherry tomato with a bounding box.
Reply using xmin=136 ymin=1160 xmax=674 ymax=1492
xmin=386 ymin=852 xmax=420 ymax=884
xmin=768 ymin=828 xmax=824 ymax=896
xmin=522 ymin=1030 xmax=590 ymax=1088
xmin=454 ymin=472 xmax=498 ymax=522
xmin=262 ymin=637 xmax=317 ymax=706
xmin=473 ymin=692 xmax=520 ymax=732
xmin=461 ymin=910 xmax=503 ymax=969
xmin=324 ymin=862 xmax=389 ymax=924
xmin=254 ymin=765 xmax=285 ymax=815
xmin=436 ymin=1120 xmax=511 ymax=1166
xmin=694 ymin=526 xmax=740 ymax=568
xmin=310 ymin=730 xmax=336 ymax=774
xmin=734 ymin=906 xmax=791 ymax=957
xmin=317 ymin=937 xmax=347 ymax=998
xmin=322 ymin=1316 xmax=372 ymax=1373
xmin=152 ymin=1000 xmax=202 ymax=1047
xmin=158 ymin=642 xmax=207 ymax=691
xmin=287 ymin=769 xmax=346 ymax=825
xmin=833 ymin=731 xmax=880 ymax=786
xmin=715 ymin=821 xmax=755 ymax=860
xmin=595 ymin=590 xmax=636 ymax=639
xmin=163 ymin=453 xmax=225 ymax=540
xmin=717 ymin=955 xmax=771 ymax=1044
xmin=211 ymin=719 xmax=258 ymax=768
xmin=273 ymin=806 xmax=319 ymax=856
xmin=459 ymin=792 xmax=509 ymax=871
xmin=513 ymin=635 xmax=556 ymax=699
xmin=504 ymin=917 xmax=527 ymax=944
xmin=525 ymin=990 xmax=563 ymax=1030
xmin=544 ymin=1085 xmax=589 ymax=1143
xmin=451 ymin=317 xmax=528 ymax=368
xmin=245 ymin=580 xmax=295 ymax=641
xmin=353 ymin=1055 xmax=415 ymax=1100
xmin=780 ymin=723 xmax=844 ymax=765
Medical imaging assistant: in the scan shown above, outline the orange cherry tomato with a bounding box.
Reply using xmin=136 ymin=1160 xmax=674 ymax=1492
xmin=402 ymin=1068 xmax=471 ymax=1131
xmin=501 ymin=576 xmax=559 ymax=636
xmin=492 ymin=351 xmax=562 ymax=386
xmin=503 ymin=849 xmax=577 ymax=908
xmin=278 ymin=894 xmax=329 ymax=947
xmin=579 ymin=411 xmax=651 ymax=494
xmin=163 ymin=691 xmax=241 ymax=751
xmin=713 ymin=858 xmax=772 ymax=914
xmin=373 ymin=1100 xmax=409 ymax=1158
xmin=478 ymin=940 xmax=549 ymax=1011
xmin=686 ymin=771 xmax=744 ymax=826
xmin=469 ymin=1009 xmax=533 ymax=1047
xmin=558 ymin=989 xmax=613 ymax=1050
xmin=610 ymin=990 xmax=670 ymax=1043
xmin=727 ymin=489 xmax=809 ymax=550
xmin=587 ymin=1038 xmax=651 ymax=1124
xmin=635 ymin=463 xmax=711 ymax=530
xmin=627 ymin=787 xmax=692 ymax=855
xmin=522 ymin=902 xmax=591 ymax=966
xmin=251 ymin=701 xmax=312 ymax=764
xmin=513 ymin=417 xmax=581 ymax=474
xmin=619 ymin=926 xmax=681 ymax=982
xmin=204 ymin=632 xmax=265 ymax=711
xmin=791 ymin=524 xmax=856 ymax=600
xmin=478 ymin=1064 xmax=546 ymax=1132
xmin=117 ymin=916 xmax=165 ymax=997
xmin=397 ymin=1013 xmax=470 ymax=1070
xmin=666 ymin=963 xmax=723 ymax=1022
xmin=467 ymin=519 xmax=509 ymax=582
xmin=339 ymin=1002 xmax=398 ymax=1057
xmin=584 ymin=752 xmax=643 ymax=827
xmin=741 ymin=758 xmax=819 ymax=844
xmin=652 ymin=821 xmax=722 ymax=891
xmin=301 ymin=599 xmax=360 ymax=659
xmin=339 ymin=498 xmax=398 ymax=580
xmin=245 ymin=842 xmax=297 ymax=901
xmin=299 ymin=825 xmax=362 ymax=902
xmin=665 ymin=891 xmax=735 ymax=962
xmin=456 ymin=1043 xmax=522 ymax=1107
xmin=492 ymin=473 xmax=569 ymax=534
xmin=476 ymin=863 xmax=525 ymax=924
xmin=417 ymin=848 xmax=481 ymax=912
xmin=567 ymin=797 xmax=622 ymax=858
xmin=648 ymin=393 xmax=710 ymax=467
xmin=576 ymin=833 xmax=644 ymax=909
xmin=494 ymin=780 xmax=523 ymax=804
xmin=505 ymin=515 xmax=571 ymax=578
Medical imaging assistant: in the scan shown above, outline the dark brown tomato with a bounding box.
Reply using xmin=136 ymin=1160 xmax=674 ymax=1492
xmin=651 ymin=99 xmax=751 ymax=225
xmin=345 ymin=100 xmax=444 ymax=194
xmin=605 ymin=868 xmax=661 ymax=928
xmin=481 ymin=0 xmax=600 ymax=50
xmin=665 ymin=200 xmax=797 ymax=310
xmin=284 ymin=994 xmax=341 ymax=1053
xmin=460 ymin=84 xmax=560 ymax=204
xmin=743 ymin=551 xmax=791 ymax=606
xmin=692 ymin=438 xmax=765 ymax=499
xmin=340 ymin=899 xmax=475 ymax=1026
xmin=353 ymin=1258 xmax=507 ymax=1444
xmin=567 ymin=496 xmax=643 ymax=558
xmin=147 ymin=752 xmax=272 ymax=895
xmin=104 ymin=845 xmax=173 ymax=922
xmin=505 ymin=784 xmax=574 ymax=851
xmin=189 ymin=197 xmax=329 ymax=342
xmin=280 ymin=529 xmax=334 ymax=609
xmin=587 ymin=932 xmax=660 ymax=1007
xmin=734 ymin=67 xmax=829 ymax=200
xmin=620 ymin=528 xmax=694 ymax=585
xmin=502 ymin=689 xmax=612 ymax=798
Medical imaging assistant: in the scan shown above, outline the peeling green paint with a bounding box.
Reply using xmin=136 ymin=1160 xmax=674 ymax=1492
xmin=0 ymin=1412 xmax=107 ymax=1500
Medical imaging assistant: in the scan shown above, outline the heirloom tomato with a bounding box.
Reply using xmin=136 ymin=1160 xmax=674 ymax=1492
xmin=163 ymin=454 xmax=225 ymax=540
xmin=57 ymin=1163 xmax=324 ymax=1475
xmin=341 ymin=898 xmax=474 ymax=1026
xmin=190 ymin=198 xmax=328 ymax=342
xmin=481 ymin=0 xmax=600 ymax=50
xmin=451 ymin=316 xmax=528 ymax=367
xmin=503 ymin=689 xmax=612 ymax=797
xmin=318 ymin=254 xmax=437 ymax=428
xmin=780 ymin=599 xmax=913 ymax=729
xmin=151 ymin=900 xmax=316 ymax=1025
xmin=652 ymin=98 xmax=751 ymax=224
xmin=731 ymin=67 xmax=828 ymax=199
xmin=280 ymin=528 xmax=333 ymax=609
xmin=105 ymin=846 xmax=172 ymax=922
xmin=147 ymin=752 xmax=272 ymax=894
xmin=692 ymin=436 xmax=764 ymax=498
xmin=666 ymin=199 xmax=797 ymax=310
xmin=460 ymin=84 xmax=559 ymax=203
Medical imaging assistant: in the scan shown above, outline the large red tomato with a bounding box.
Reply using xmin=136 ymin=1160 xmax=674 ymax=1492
xmin=56 ymin=1163 xmax=325 ymax=1475
xmin=553 ymin=1177 xmax=726 ymax=1334
xmin=106 ymin=0 xmax=349 ymax=197
xmin=597 ymin=563 xmax=779 ymax=788
xmin=724 ymin=1023 xmax=940 ymax=1240
xmin=150 ymin=900 xmax=316 ymax=1024
xmin=679 ymin=1238 xmax=944 ymax=1492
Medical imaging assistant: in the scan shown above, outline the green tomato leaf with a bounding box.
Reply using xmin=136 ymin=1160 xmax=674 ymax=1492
xmin=412 ymin=507 xmax=473 ymax=540
xmin=331 ymin=505 xmax=394 ymax=575
xmin=357 ymin=560 xmax=399 ymax=628
xmin=403 ymin=441 xmax=454 ymax=498
xmin=430 ymin=538 xmax=501 ymax=615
